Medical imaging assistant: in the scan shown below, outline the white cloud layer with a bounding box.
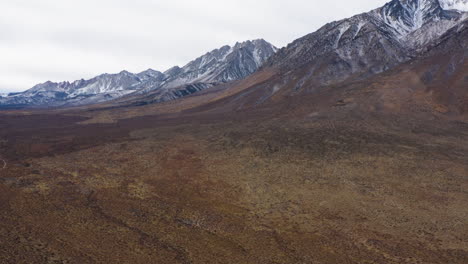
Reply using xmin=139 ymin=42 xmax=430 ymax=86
xmin=0 ymin=0 xmax=388 ymax=93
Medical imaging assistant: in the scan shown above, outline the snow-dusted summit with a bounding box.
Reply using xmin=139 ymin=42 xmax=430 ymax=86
xmin=440 ymin=0 xmax=468 ymax=11
xmin=378 ymin=0 xmax=461 ymax=38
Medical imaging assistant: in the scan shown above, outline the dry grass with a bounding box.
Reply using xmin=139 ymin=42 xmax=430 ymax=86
xmin=1 ymin=114 xmax=466 ymax=263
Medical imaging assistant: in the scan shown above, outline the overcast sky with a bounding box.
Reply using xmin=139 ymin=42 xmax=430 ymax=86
xmin=0 ymin=0 xmax=389 ymax=93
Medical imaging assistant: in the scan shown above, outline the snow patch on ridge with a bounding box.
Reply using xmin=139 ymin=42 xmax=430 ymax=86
xmin=335 ymin=24 xmax=351 ymax=48
xmin=353 ymin=22 xmax=367 ymax=39
xmin=439 ymin=0 xmax=468 ymax=11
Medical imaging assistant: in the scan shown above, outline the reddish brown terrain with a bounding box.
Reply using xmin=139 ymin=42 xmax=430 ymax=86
xmin=1 ymin=13 xmax=467 ymax=264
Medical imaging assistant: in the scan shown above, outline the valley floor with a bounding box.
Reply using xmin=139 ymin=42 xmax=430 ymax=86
xmin=0 ymin=108 xmax=467 ymax=264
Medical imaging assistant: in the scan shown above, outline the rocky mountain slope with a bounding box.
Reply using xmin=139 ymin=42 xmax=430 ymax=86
xmin=375 ymin=15 xmax=468 ymax=115
xmin=0 ymin=39 xmax=276 ymax=108
xmin=265 ymin=0 xmax=466 ymax=86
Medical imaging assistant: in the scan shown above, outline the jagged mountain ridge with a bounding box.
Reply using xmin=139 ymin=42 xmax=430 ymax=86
xmin=0 ymin=70 xmax=156 ymax=108
xmin=0 ymin=39 xmax=277 ymax=108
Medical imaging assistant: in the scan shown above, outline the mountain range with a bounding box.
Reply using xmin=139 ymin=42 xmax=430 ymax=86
xmin=1 ymin=0 xmax=466 ymax=110
xmin=0 ymin=39 xmax=277 ymax=108
xmin=108 ymin=0 xmax=466 ymax=117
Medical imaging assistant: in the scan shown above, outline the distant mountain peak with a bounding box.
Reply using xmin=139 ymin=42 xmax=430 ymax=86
xmin=160 ymin=39 xmax=277 ymax=89
xmin=163 ymin=66 xmax=183 ymax=77
xmin=137 ymin=68 xmax=162 ymax=76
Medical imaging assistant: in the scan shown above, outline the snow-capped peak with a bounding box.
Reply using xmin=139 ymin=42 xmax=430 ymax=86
xmin=377 ymin=0 xmax=463 ymax=39
xmin=137 ymin=69 xmax=165 ymax=81
xmin=439 ymin=0 xmax=468 ymax=11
